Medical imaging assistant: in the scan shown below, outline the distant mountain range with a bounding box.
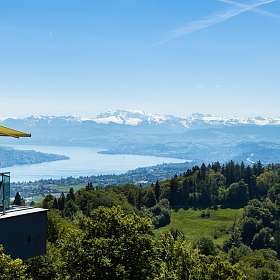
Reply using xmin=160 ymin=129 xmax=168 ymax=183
xmin=2 ymin=110 xmax=280 ymax=164
xmin=87 ymin=110 xmax=280 ymax=128
xmin=3 ymin=110 xmax=280 ymax=129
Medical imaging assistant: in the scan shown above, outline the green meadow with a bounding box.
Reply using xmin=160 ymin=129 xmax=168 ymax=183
xmin=156 ymin=208 xmax=244 ymax=245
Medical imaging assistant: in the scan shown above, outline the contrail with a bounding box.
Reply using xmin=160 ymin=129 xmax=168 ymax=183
xmin=157 ymin=0 xmax=276 ymax=45
xmin=218 ymin=0 xmax=280 ymax=18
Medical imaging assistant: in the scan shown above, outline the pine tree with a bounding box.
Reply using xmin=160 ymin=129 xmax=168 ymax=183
xmin=200 ymin=163 xmax=207 ymax=180
xmin=154 ymin=180 xmax=161 ymax=202
xmin=143 ymin=189 xmax=157 ymax=208
xmin=244 ymin=166 xmax=251 ymax=184
xmin=13 ymin=192 xmax=24 ymax=206
xmin=169 ymin=176 xmax=179 ymax=208
xmin=240 ymin=161 xmax=245 ymax=179
xmin=67 ymin=187 xmax=75 ymax=201
xmin=127 ymin=190 xmax=137 ymax=206
xmin=212 ymin=161 xmax=221 ymax=172
xmin=64 ymin=199 xmax=79 ymax=219
xmin=86 ymin=182 xmax=93 ymax=191
xmin=136 ymin=187 xmax=143 ymax=210
xmin=58 ymin=192 xmax=65 ymax=211
xmin=256 ymin=161 xmax=264 ymax=176
xmin=52 ymin=198 xmax=59 ymax=209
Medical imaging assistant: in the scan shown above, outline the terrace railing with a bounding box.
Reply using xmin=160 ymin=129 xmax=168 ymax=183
xmin=0 ymin=172 xmax=10 ymax=214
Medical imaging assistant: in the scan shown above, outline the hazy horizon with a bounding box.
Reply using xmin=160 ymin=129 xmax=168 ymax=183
xmin=1 ymin=108 xmax=280 ymax=120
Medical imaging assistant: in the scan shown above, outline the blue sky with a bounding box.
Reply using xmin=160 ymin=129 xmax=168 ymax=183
xmin=0 ymin=0 xmax=279 ymax=118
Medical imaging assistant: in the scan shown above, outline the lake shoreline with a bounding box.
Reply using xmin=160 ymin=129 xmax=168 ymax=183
xmin=4 ymin=144 xmax=186 ymax=182
xmin=0 ymin=145 xmax=69 ymax=168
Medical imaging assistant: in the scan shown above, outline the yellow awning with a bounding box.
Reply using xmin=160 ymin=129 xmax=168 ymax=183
xmin=0 ymin=125 xmax=31 ymax=138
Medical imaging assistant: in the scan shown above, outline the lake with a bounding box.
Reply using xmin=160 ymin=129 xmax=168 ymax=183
xmin=2 ymin=145 xmax=186 ymax=182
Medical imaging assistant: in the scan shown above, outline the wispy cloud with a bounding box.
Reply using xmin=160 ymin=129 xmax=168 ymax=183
xmin=218 ymin=0 xmax=280 ymax=18
xmin=158 ymin=0 xmax=276 ymax=45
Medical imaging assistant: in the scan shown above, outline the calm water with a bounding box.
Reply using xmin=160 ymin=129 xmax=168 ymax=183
xmin=1 ymin=145 xmax=185 ymax=182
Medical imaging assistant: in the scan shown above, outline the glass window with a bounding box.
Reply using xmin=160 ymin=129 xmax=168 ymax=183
xmin=0 ymin=173 xmax=10 ymax=210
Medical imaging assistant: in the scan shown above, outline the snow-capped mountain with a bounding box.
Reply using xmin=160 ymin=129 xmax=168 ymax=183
xmin=85 ymin=110 xmax=280 ymax=128
xmin=3 ymin=110 xmax=280 ymax=164
xmin=185 ymin=113 xmax=280 ymax=128
xmin=3 ymin=110 xmax=280 ymax=129
xmin=88 ymin=110 xmax=187 ymax=127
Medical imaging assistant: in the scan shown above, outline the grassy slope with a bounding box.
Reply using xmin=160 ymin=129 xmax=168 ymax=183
xmin=50 ymin=183 xmax=243 ymax=247
xmin=156 ymin=208 xmax=243 ymax=245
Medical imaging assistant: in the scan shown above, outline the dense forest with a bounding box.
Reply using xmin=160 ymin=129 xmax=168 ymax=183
xmin=4 ymin=160 xmax=280 ymax=279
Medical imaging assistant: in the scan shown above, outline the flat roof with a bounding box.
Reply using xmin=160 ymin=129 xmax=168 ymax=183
xmin=0 ymin=207 xmax=47 ymax=220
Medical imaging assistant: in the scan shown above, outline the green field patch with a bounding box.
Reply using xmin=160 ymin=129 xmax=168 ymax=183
xmin=156 ymin=208 xmax=243 ymax=245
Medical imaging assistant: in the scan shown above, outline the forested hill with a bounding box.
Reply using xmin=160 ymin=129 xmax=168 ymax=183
xmin=7 ymin=160 xmax=280 ymax=279
xmin=0 ymin=146 xmax=69 ymax=168
xmin=155 ymin=160 xmax=268 ymax=209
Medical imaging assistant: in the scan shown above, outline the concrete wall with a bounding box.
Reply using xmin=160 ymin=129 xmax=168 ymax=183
xmin=0 ymin=210 xmax=48 ymax=259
